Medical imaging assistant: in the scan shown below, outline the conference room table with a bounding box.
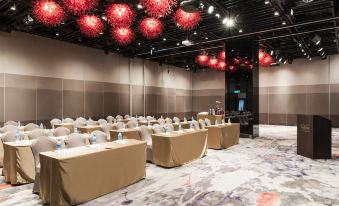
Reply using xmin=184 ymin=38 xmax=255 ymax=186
xmin=78 ymin=125 xmax=102 ymax=134
xmin=205 ymin=123 xmax=240 ymax=149
xmin=172 ymin=122 xmax=191 ymax=131
xmin=151 ymin=129 xmax=208 ymax=168
xmin=110 ymin=128 xmax=142 ymax=141
xmin=39 ymin=139 xmax=146 ymax=206
xmin=197 ymin=114 xmax=224 ymax=125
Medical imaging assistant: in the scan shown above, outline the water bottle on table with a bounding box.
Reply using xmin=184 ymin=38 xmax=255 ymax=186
xmin=15 ymin=131 xmax=20 ymax=143
xmin=215 ymin=119 xmax=218 ymax=125
xmin=92 ymin=134 xmax=97 ymax=145
xmin=118 ymin=132 xmax=123 ymax=141
xmin=56 ymin=139 xmax=62 ymax=153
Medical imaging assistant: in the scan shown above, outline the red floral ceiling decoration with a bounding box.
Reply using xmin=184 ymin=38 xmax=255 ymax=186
xmin=139 ymin=17 xmax=164 ymax=39
xmin=140 ymin=0 xmax=177 ymax=18
xmin=32 ymin=0 xmax=65 ymax=27
xmin=229 ymin=64 xmax=236 ymax=71
xmin=62 ymin=0 xmax=98 ymax=15
xmin=208 ymin=56 xmax=219 ymax=69
xmin=218 ymin=50 xmax=226 ymax=60
xmin=111 ymin=27 xmax=135 ymax=45
xmin=173 ymin=9 xmax=201 ymax=31
xmin=77 ymin=15 xmax=104 ymax=38
xmin=216 ymin=61 xmax=226 ymax=71
xmin=106 ymin=4 xmax=135 ymax=27
xmin=195 ymin=54 xmax=209 ymax=66
xmin=259 ymin=49 xmax=273 ymax=67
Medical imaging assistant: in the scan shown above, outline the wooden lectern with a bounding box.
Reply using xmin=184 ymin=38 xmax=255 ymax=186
xmin=297 ymin=115 xmax=331 ymax=159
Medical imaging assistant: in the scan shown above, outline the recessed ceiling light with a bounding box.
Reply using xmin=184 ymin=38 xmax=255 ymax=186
xmin=138 ymin=42 xmax=141 ymax=46
xmin=318 ymin=48 xmax=323 ymax=52
xmin=239 ymin=29 xmax=243 ymax=33
xmin=222 ymin=17 xmax=228 ymax=24
xmin=137 ymin=4 xmax=143 ymax=9
xmin=55 ymin=32 xmax=59 ymax=36
xmin=215 ymin=13 xmax=220 ymax=18
xmin=301 ymin=49 xmax=305 ymax=52
xmin=265 ymin=0 xmax=269 ymax=5
xmin=282 ymin=21 xmax=286 ymax=25
xmin=279 ymin=57 xmax=283 ymax=62
xmin=177 ymin=42 xmax=180 ymax=46
xmin=10 ymin=4 xmax=16 ymax=11
xmin=274 ymin=11 xmax=279 ymax=16
xmin=205 ymin=37 xmax=208 ymax=40
xmin=309 ymin=57 xmax=312 ymax=61
xmin=193 ymin=31 xmax=197 ymax=35
xmin=226 ymin=19 xmax=235 ymax=27
xmin=290 ymin=9 xmax=294 ymax=16
xmin=315 ymin=40 xmax=321 ymax=45
xmin=101 ymin=16 xmax=107 ymax=21
xmin=298 ymin=43 xmax=302 ymax=47
xmin=163 ymin=38 xmax=167 ymax=41
xmin=208 ymin=5 xmax=214 ymax=14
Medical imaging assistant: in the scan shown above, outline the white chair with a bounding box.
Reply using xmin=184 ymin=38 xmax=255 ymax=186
xmin=205 ymin=118 xmax=211 ymax=126
xmin=165 ymin=117 xmax=172 ymax=124
xmin=138 ymin=126 xmax=153 ymax=162
xmin=4 ymin=121 xmax=18 ymax=126
xmin=116 ymin=122 xmax=125 ymax=130
xmin=28 ymin=129 xmax=48 ymax=140
xmin=173 ymin=117 xmax=180 ymax=123
xmin=127 ymin=120 xmax=137 ymax=128
xmin=53 ymin=127 xmax=70 ymax=136
xmin=63 ymin=118 xmax=74 ymax=124
xmin=50 ymin=118 xmax=61 ymax=129
xmin=199 ymin=119 xmax=206 ymax=129
xmin=158 ymin=119 xmax=165 ymax=126
xmin=67 ymin=133 xmax=87 ymax=148
xmin=101 ymin=124 xmax=114 ymax=140
xmin=163 ymin=123 xmax=174 ymax=132
xmin=192 ymin=120 xmax=200 ymax=130
xmin=1 ymin=131 xmax=25 ymax=142
xmin=90 ymin=131 xmax=108 ymax=143
xmin=24 ymin=123 xmax=40 ymax=131
xmin=76 ymin=117 xmax=87 ymax=122
xmin=86 ymin=119 xmax=97 ymax=126
xmin=98 ymin=119 xmax=108 ymax=125
xmin=106 ymin=116 xmax=114 ymax=124
xmin=124 ymin=114 xmax=130 ymax=119
xmin=30 ymin=137 xmax=56 ymax=194
xmin=0 ymin=125 xmax=18 ymax=133
xmin=152 ymin=124 xmax=163 ymax=134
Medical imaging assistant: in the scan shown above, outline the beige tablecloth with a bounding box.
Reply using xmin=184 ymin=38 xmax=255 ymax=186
xmin=54 ymin=123 xmax=74 ymax=132
xmin=205 ymin=123 xmax=240 ymax=149
xmin=152 ymin=129 xmax=208 ymax=168
xmin=197 ymin=114 xmax=224 ymax=125
xmin=3 ymin=140 xmax=35 ymax=184
xmin=110 ymin=128 xmax=141 ymax=141
xmin=78 ymin=126 xmax=102 ymax=134
xmin=172 ymin=122 xmax=190 ymax=131
xmin=39 ymin=140 xmax=146 ymax=206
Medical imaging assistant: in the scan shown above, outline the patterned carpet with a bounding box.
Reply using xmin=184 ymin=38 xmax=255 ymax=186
xmin=0 ymin=125 xmax=338 ymax=206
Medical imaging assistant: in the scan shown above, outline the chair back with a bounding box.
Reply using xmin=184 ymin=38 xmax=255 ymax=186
xmin=173 ymin=117 xmax=180 ymax=123
xmin=86 ymin=120 xmax=97 ymax=126
xmin=63 ymin=118 xmax=74 ymax=124
xmin=106 ymin=116 xmax=114 ymax=124
xmin=138 ymin=126 xmax=152 ymax=145
xmin=24 ymin=123 xmax=40 ymax=131
xmin=4 ymin=121 xmax=18 ymax=126
xmin=124 ymin=114 xmax=130 ymax=119
xmin=192 ymin=120 xmax=200 ymax=130
xmin=165 ymin=117 xmax=172 ymax=124
xmin=50 ymin=118 xmax=61 ymax=129
xmin=1 ymin=131 xmax=25 ymax=142
xmin=116 ymin=122 xmax=125 ymax=130
xmin=90 ymin=130 xmax=108 ymax=143
xmin=205 ymin=118 xmax=211 ymax=126
xmin=53 ymin=127 xmax=70 ymax=136
xmin=152 ymin=124 xmax=163 ymax=134
xmin=98 ymin=119 xmax=107 ymax=125
xmin=31 ymin=137 xmax=56 ymax=169
xmin=0 ymin=125 xmax=18 ymax=133
xmin=199 ymin=119 xmax=206 ymax=129
xmin=127 ymin=120 xmax=137 ymax=128
xmin=67 ymin=133 xmax=86 ymax=148
xmin=158 ymin=119 xmax=165 ymax=126
xmin=76 ymin=117 xmax=87 ymax=122
xmin=28 ymin=129 xmax=48 ymax=140
xmin=163 ymin=123 xmax=174 ymax=132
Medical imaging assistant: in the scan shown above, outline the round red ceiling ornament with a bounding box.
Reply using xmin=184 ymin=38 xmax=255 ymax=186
xmin=247 ymin=64 xmax=254 ymax=70
xmin=32 ymin=0 xmax=65 ymax=27
xmin=229 ymin=64 xmax=236 ymax=71
xmin=173 ymin=9 xmax=201 ymax=31
xmin=195 ymin=54 xmax=209 ymax=66
xmin=78 ymin=15 xmax=104 ymax=38
xmin=61 ymin=0 xmax=98 ymax=15
xmin=111 ymin=27 xmax=135 ymax=45
xmin=139 ymin=17 xmax=164 ymax=39
xmin=208 ymin=56 xmax=219 ymax=69
xmin=260 ymin=54 xmax=273 ymax=67
xmin=106 ymin=4 xmax=135 ymax=27
xmin=140 ymin=0 xmax=177 ymax=18
xmin=259 ymin=49 xmax=266 ymax=62
xmin=218 ymin=51 xmax=226 ymax=60
xmin=217 ymin=61 xmax=226 ymax=71
xmin=232 ymin=57 xmax=242 ymax=65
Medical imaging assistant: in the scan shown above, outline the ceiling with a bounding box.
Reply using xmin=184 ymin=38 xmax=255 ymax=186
xmin=0 ymin=0 xmax=338 ymax=70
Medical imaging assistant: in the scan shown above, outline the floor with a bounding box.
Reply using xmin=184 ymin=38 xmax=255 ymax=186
xmin=0 ymin=125 xmax=338 ymax=206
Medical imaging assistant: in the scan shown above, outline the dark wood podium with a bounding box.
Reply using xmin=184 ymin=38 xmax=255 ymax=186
xmin=297 ymin=115 xmax=332 ymax=159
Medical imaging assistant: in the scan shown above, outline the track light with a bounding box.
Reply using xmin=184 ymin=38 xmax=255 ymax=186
xmin=137 ymin=4 xmax=143 ymax=9
xmin=274 ymin=11 xmax=279 ymax=16
xmin=10 ymin=4 xmax=16 ymax=11
xmin=208 ymin=5 xmax=214 ymax=14
xmin=311 ymin=34 xmax=322 ymax=45
xmin=265 ymin=0 xmax=269 ymax=5
xmin=270 ymin=50 xmax=274 ymax=55
xmin=282 ymin=21 xmax=286 ymax=25
xmin=215 ymin=13 xmax=220 ymax=18
xmin=226 ymin=19 xmax=235 ymax=27
xmin=318 ymin=48 xmax=323 ymax=52
xmin=290 ymin=9 xmax=294 ymax=16
xmin=222 ymin=17 xmax=228 ymax=24
xmin=239 ymin=29 xmax=243 ymax=33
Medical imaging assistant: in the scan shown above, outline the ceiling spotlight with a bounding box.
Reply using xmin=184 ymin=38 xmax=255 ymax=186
xmin=318 ymin=47 xmax=324 ymax=52
xmin=283 ymin=60 xmax=287 ymax=64
xmin=311 ymin=34 xmax=322 ymax=45
xmin=298 ymin=43 xmax=302 ymax=47
xmin=163 ymin=38 xmax=167 ymax=41
xmin=137 ymin=4 xmax=143 ymax=9
xmin=177 ymin=42 xmax=180 ymax=46
xmin=239 ymin=29 xmax=243 ymax=33
xmin=208 ymin=5 xmax=214 ymax=14
xmin=101 ymin=16 xmax=107 ymax=21
xmin=10 ymin=4 xmax=16 ymax=11
xmin=222 ymin=17 xmax=228 ymax=24
xmin=270 ymin=50 xmax=274 ymax=55
xmin=205 ymin=36 xmax=208 ymax=40
xmin=301 ymin=49 xmax=305 ymax=52
xmin=274 ymin=11 xmax=279 ymax=16
xmin=290 ymin=9 xmax=294 ymax=16
xmin=265 ymin=0 xmax=270 ymax=5
xmin=138 ymin=42 xmax=141 ymax=46
xmin=279 ymin=57 xmax=283 ymax=62
xmin=226 ymin=19 xmax=235 ymax=27
xmin=215 ymin=13 xmax=220 ymax=18
xmin=321 ymin=51 xmax=325 ymax=56
xmin=282 ymin=21 xmax=286 ymax=25
xmin=193 ymin=31 xmax=197 ymax=35
xmin=55 ymin=32 xmax=60 ymax=36
xmin=303 ymin=53 xmax=307 ymax=56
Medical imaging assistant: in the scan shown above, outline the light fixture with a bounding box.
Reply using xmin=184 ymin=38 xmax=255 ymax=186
xmin=193 ymin=31 xmax=197 ymax=35
xmin=298 ymin=43 xmax=302 ymax=47
xmin=222 ymin=17 xmax=228 ymax=24
xmin=101 ymin=16 xmax=107 ymax=21
xmin=318 ymin=47 xmax=323 ymax=52
xmin=207 ymin=5 xmax=214 ymax=14
xmin=215 ymin=13 xmax=220 ymax=18
xmin=283 ymin=60 xmax=287 ymax=64
xmin=179 ymin=0 xmax=201 ymax=12
xmin=55 ymin=32 xmax=60 ymax=36
xmin=205 ymin=36 xmax=208 ymax=40
xmin=163 ymin=37 xmax=167 ymax=41
xmin=10 ymin=4 xmax=16 ymax=11
xmin=311 ymin=34 xmax=322 ymax=45
xmin=176 ymin=42 xmax=180 ymax=46
xmin=137 ymin=4 xmax=143 ymax=9
xmin=290 ymin=9 xmax=294 ymax=16
xmin=226 ymin=18 xmax=235 ymax=27
xmin=265 ymin=0 xmax=269 ymax=5
xmin=138 ymin=42 xmax=141 ymax=46
xmin=239 ymin=29 xmax=243 ymax=33
xmin=274 ymin=11 xmax=279 ymax=16
xmin=282 ymin=21 xmax=286 ymax=25
xmin=301 ymin=49 xmax=305 ymax=52
xmin=279 ymin=57 xmax=283 ymax=62
xmin=270 ymin=50 xmax=274 ymax=55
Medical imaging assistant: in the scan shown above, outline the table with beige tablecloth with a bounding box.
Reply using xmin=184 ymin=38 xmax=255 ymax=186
xmin=172 ymin=122 xmax=190 ymax=131
xmin=110 ymin=128 xmax=141 ymax=141
xmin=78 ymin=125 xmax=102 ymax=134
xmin=3 ymin=140 xmax=35 ymax=184
xmin=39 ymin=140 xmax=146 ymax=206
xmin=205 ymin=123 xmax=240 ymax=149
xmin=197 ymin=114 xmax=224 ymax=125
xmin=152 ymin=129 xmax=208 ymax=168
